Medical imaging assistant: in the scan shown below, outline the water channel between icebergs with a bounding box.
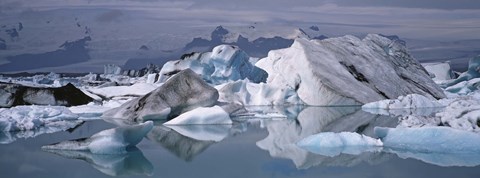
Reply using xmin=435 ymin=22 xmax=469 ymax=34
xmin=1 ymin=106 xmax=480 ymax=178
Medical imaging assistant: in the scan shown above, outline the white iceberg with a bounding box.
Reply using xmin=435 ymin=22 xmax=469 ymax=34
xmin=216 ymin=79 xmax=303 ymax=105
xmin=0 ymin=105 xmax=80 ymax=132
xmin=445 ymin=55 xmax=480 ymax=88
xmin=164 ymin=106 xmax=232 ymax=125
xmin=297 ymin=132 xmax=382 ymax=157
xmin=158 ymin=45 xmax=267 ymax=85
xmin=42 ymin=121 xmax=154 ymax=154
xmin=256 ymin=34 xmax=445 ymax=106
xmin=422 ymin=62 xmax=456 ymax=81
xmin=375 ymin=126 xmax=480 ymax=153
xmin=361 ymin=94 xmax=444 ymax=116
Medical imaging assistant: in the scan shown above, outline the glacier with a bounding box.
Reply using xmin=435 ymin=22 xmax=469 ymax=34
xmin=375 ymin=126 xmax=480 ymax=153
xmin=256 ymin=34 xmax=445 ymax=105
xmin=297 ymin=132 xmax=382 ymax=157
xmin=42 ymin=121 xmax=153 ymax=154
xmin=0 ymin=105 xmax=81 ymax=132
xmin=102 ymin=69 xmax=218 ymax=121
xmin=158 ymin=45 xmax=267 ymax=85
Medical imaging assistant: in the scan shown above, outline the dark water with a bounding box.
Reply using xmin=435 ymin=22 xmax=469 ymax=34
xmin=1 ymin=107 xmax=480 ymax=178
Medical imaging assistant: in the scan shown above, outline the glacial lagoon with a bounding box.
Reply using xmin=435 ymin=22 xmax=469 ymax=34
xmin=2 ymin=106 xmax=480 ymax=178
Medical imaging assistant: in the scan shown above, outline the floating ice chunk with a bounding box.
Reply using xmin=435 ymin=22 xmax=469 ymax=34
xmin=0 ymin=105 xmax=80 ymax=132
xmin=445 ymin=55 xmax=480 ymax=88
xmin=297 ymin=132 xmax=382 ymax=157
xmin=217 ymin=79 xmax=304 ymax=105
xmin=445 ymin=78 xmax=480 ymax=95
xmin=42 ymin=121 xmax=154 ymax=154
xmin=103 ymin=69 xmax=218 ymax=121
xmin=164 ymin=106 xmax=232 ymax=125
xmin=375 ymin=126 xmax=480 ymax=153
xmin=88 ymin=83 xmax=157 ymax=99
xmin=158 ymin=45 xmax=267 ymax=85
xmin=146 ymin=73 xmax=159 ymax=84
xmin=422 ymin=62 xmax=456 ymax=81
xmin=362 ymin=94 xmax=444 ymax=109
xmin=0 ymin=120 xmax=82 ymax=144
xmin=164 ymin=125 xmax=231 ymax=142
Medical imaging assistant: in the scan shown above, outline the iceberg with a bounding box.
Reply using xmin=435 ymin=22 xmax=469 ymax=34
xmin=42 ymin=121 xmax=153 ymax=154
xmin=216 ymin=79 xmax=303 ymax=105
xmin=256 ymin=34 xmax=445 ymax=105
xmin=163 ymin=106 xmax=232 ymax=125
xmin=0 ymin=82 xmax=93 ymax=107
xmin=445 ymin=78 xmax=480 ymax=95
xmin=361 ymin=94 xmax=444 ymax=116
xmin=297 ymin=132 xmax=382 ymax=157
xmin=422 ymin=62 xmax=456 ymax=81
xmin=445 ymin=55 xmax=480 ymax=88
xmin=0 ymin=120 xmax=82 ymax=144
xmin=0 ymin=105 xmax=80 ymax=132
xmin=396 ymin=97 xmax=480 ymax=132
xmin=158 ymin=45 xmax=268 ymax=85
xmin=44 ymin=148 xmax=153 ymax=176
xmin=375 ymin=126 xmax=480 ymax=153
xmin=102 ymin=69 xmax=218 ymax=121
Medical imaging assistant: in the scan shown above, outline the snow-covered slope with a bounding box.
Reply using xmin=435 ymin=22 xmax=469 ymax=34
xmin=256 ymin=34 xmax=445 ymax=105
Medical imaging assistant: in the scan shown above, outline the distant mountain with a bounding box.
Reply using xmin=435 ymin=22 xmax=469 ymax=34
xmin=0 ymin=36 xmax=91 ymax=72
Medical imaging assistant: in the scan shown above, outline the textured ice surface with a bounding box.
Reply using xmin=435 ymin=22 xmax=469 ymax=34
xmin=42 ymin=121 xmax=154 ymax=154
xmin=164 ymin=106 xmax=232 ymax=125
xmin=44 ymin=148 xmax=153 ymax=176
xmin=397 ymin=97 xmax=480 ymax=132
xmin=158 ymin=45 xmax=267 ymax=85
xmin=445 ymin=55 xmax=480 ymax=88
xmin=256 ymin=34 xmax=445 ymax=105
xmin=0 ymin=105 xmax=80 ymax=132
xmin=297 ymin=132 xmax=382 ymax=157
xmin=103 ymin=69 xmax=218 ymax=121
xmin=375 ymin=126 xmax=480 ymax=153
xmin=422 ymin=62 xmax=456 ymax=81
xmin=216 ymin=79 xmax=303 ymax=105
xmin=362 ymin=94 xmax=443 ymax=109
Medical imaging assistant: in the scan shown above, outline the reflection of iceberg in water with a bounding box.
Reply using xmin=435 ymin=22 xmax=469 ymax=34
xmin=256 ymin=106 xmax=397 ymax=169
xmin=0 ymin=121 xmax=83 ymax=144
xmin=384 ymin=148 xmax=480 ymax=167
xmin=147 ymin=125 xmax=232 ymax=161
xmin=44 ymin=147 xmax=153 ymax=176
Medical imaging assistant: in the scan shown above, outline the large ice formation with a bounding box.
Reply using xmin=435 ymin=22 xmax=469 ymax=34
xmin=42 ymin=121 xmax=154 ymax=154
xmin=158 ymin=45 xmax=268 ymax=85
xmin=0 ymin=105 xmax=81 ymax=132
xmin=297 ymin=132 xmax=382 ymax=157
xmin=0 ymin=82 xmax=93 ymax=107
xmin=375 ymin=126 xmax=480 ymax=153
xmin=164 ymin=106 xmax=232 ymax=125
xmin=256 ymin=34 xmax=445 ymax=105
xmin=102 ymin=69 xmax=218 ymax=121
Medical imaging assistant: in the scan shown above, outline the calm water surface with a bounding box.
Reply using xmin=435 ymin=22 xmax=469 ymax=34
xmin=1 ymin=106 xmax=480 ymax=178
